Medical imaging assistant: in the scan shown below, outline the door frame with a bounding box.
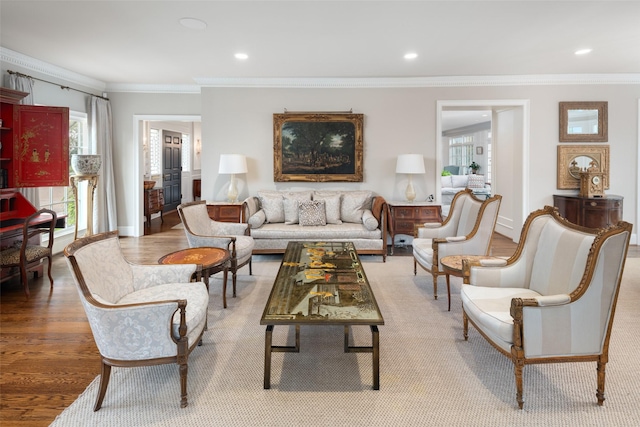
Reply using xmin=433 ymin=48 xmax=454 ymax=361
xmin=132 ymin=114 xmax=201 ymax=237
xmin=436 ymin=100 xmax=530 ymax=241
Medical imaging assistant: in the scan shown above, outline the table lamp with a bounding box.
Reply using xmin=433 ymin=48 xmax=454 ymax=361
xmin=218 ymin=154 xmax=247 ymax=202
xmin=396 ymin=154 xmax=425 ymax=202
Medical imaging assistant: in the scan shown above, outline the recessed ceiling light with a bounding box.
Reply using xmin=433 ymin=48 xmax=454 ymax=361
xmin=179 ymin=18 xmax=207 ymax=30
xmin=404 ymin=53 xmax=418 ymax=60
xmin=575 ymin=48 xmax=592 ymax=55
xmin=235 ymin=53 xmax=249 ymax=60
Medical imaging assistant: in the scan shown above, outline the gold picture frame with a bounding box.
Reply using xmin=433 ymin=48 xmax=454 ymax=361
xmin=559 ymin=101 xmax=608 ymax=142
xmin=557 ymin=145 xmax=610 ymax=189
xmin=273 ymin=112 xmax=364 ymax=182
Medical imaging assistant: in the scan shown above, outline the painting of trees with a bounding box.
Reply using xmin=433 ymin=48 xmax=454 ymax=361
xmin=273 ymin=113 xmax=363 ymax=182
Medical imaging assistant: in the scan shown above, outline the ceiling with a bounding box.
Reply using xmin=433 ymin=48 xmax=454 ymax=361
xmin=1 ymin=1 xmax=639 ymax=89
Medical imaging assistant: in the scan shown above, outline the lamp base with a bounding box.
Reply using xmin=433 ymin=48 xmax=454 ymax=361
xmin=405 ymin=176 xmax=416 ymax=202
xmin=227 ymin=174 xmax=238 ymax=203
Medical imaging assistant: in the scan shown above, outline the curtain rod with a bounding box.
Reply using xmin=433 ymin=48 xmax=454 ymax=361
xmin=7 ymin=70 xmax=109 ymax=101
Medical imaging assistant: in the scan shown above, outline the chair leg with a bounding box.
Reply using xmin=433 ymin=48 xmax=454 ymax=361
xmin=514 ymin=360 xmax=525 ymax=409
xmin=20 ymin=263 xmax=30 ymax=299
xmin=413 ymin=258 xmax=417 ymax=275
xmin=463 ymin=311 xmax=469 ymax=340
xmin=596 ymin=358 xmax=607 ymax=406
xmin=432 ymin=272 xmax=438 ymax=300
xmin=222 ymin=269 xmax=228 ymax=309
xmin=179 ymin=361 xmax=188 ymax=408
xmin=249 ymin=258 xmax=252 ymax=276
xmin=232 ymin=270 xmax=237 ymax=297
xmin=94 ymin=362 xmax=112 ymax=411
xmin=46 ymin=255 xmax=54 ymax=288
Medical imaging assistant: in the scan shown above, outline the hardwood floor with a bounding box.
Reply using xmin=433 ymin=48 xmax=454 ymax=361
xmin=0 ymin=210 xmax=636 ymax=426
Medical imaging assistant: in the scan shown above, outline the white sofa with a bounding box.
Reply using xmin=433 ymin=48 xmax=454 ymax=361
xmin=243 ymin=190 xmax=388 ymax=261
xmin=441 ymin=174 xmax=491 ymax=206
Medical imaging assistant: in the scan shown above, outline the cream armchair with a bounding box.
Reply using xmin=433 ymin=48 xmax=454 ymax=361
xmin=64 ymin=231 xmax=209 ymax=410
xmin=413 ymin=189 xmax=502 ymax=310
xmin=461 ymin=206 xmax=632 ymax=408
xmin=177 ymin=201 xmax=255 ymax=300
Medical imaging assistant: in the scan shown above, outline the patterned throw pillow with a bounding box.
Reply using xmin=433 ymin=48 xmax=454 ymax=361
xmin=362 ymin=209 xmax=379 ymax=231
xmin=298 ymin=200 xmax=327 ymax=226
xmin=467 ymin=174 xmax=485 ymax=189
xmin=248 ymin=209 xmax=266 ymax=229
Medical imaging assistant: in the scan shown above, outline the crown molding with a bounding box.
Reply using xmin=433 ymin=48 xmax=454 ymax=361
xmin=194 ymin=74 xmax=640 ymax=89
xmin=1 ymin=47 xmax=107 ymax=91
xmin=105 ymin=83 xmax=201 ymax=94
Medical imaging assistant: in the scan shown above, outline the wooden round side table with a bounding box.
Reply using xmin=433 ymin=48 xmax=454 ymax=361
xmin=440 ymin=255 xmax=501 ymax=312
xmin=159 ymin=247 xmax=231 ymax=308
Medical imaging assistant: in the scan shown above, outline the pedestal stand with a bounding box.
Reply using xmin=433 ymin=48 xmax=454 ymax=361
xmin=70 ymin=174 xmax=98 ymax=240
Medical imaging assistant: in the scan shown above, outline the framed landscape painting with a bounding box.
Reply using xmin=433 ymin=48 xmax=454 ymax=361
xmin=273 ymin=112 xmax=364 ymax=182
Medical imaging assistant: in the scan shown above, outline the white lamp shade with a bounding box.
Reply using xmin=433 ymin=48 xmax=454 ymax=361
xmin=218 ymin=154 xmax=248 ymax=174
xmin=396 ymin=154 xmax=425 ymax=174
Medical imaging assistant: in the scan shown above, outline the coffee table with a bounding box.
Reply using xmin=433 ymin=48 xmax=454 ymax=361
xmin=260 ymin=241 xmax=384 ymax=390
xmin=440 ymin=254 xmax=502 ymax=311
xmin=159 ymin=247 xmax=231 ymax=307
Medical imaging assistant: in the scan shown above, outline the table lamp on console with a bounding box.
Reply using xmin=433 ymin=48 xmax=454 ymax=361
xmin=396 ymin=154 xmax=425 ymax=202
xmin=218 ymin=154 xmax=248 ymax=203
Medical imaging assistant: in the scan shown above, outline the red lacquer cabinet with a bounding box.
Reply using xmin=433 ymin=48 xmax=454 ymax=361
xmin=0 ymin=88 xmax=69 ymax=188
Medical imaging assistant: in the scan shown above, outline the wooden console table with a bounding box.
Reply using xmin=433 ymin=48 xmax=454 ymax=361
xmin=553 ymin=194 xmax=623 ymax=229
xmin=387 ymin=201 xmax=442 ymax=254
xmin=144 ymin=187 xmax=164 ymax=227
xmin=206 ymin=202 xmax=244 ymax=223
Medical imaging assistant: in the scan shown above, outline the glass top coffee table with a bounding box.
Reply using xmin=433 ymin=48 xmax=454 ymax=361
xmin=260 ymin=241 xmax=384 ymax=390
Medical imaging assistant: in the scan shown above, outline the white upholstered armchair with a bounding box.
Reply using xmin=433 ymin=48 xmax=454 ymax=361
xmin=64 ymin=231 xmax=209 ymax=410
xmin=413 ymin=189 xmax=502 ymax=310
xmin=177 ymin=201 xmax=254 ymax=300
xmin=461 ymin=206 xmax=632 ymax=408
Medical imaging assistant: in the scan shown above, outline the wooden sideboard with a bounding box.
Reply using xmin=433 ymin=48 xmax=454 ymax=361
xmin=144 ymin=188 xmax=164 ymax=226
xmin=387 ymin=201 xmax=442 ymax=254
xmin=553 ymin=194 xmax=623 ymax=229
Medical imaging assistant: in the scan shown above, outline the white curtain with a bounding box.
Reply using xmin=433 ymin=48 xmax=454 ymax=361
xmin=7 ymin=74 xmax=39 ymax=206
xmin=89 ymin=96 xmax=117 ymax=233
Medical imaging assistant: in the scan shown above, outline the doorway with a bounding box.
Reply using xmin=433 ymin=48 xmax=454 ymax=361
xmin=436 ymin=100 xmax=530 ymax=242
xmin=133 ymin=115 xmax=201 ymax=237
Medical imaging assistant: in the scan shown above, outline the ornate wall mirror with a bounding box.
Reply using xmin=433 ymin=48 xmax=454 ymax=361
xmin=557 ymin=145 xmax=609 ymax=189
xmin=559 ymin=101 xmax=608 ymax=142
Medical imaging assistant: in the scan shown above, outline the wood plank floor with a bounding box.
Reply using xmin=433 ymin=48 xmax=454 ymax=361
xmin=0 ymin=210 xmax=636 ymax=426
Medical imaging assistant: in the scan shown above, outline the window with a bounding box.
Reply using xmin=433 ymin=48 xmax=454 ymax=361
xmin=38 ymin=111 xmax=89 ymax=235
xmin=448 ymin=135 xmax=474 ymax=169
xmin=149 ymin=128 xmax=160 ymax=176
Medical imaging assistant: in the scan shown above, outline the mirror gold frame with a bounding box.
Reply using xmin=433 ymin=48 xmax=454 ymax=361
xmin=559 ymin=101 xmax=608 ymax=142
xmin=557 ymin=145 xmax=609 ymax=190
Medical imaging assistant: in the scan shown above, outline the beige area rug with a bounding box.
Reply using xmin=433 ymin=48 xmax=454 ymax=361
xmin=51 ymin=256 xmax=640 ymax=426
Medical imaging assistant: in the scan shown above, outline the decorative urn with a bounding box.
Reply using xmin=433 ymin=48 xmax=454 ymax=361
xmin=71 ymin=154 xmax=102 ymax=175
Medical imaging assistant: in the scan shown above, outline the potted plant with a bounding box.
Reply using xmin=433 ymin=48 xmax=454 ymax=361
xmin=469 ymin=161 xmax=480 ymax=174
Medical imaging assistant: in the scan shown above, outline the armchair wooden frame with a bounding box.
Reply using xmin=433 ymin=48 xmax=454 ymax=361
xmin=64 ymin=231 xmax=206 ymax=411
xmin=461 ymin=207 xmax=633 ymax=408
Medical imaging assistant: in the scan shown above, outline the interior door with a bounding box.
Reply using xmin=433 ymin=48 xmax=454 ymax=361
xmin=162 ymin=130 xmax=182 ymax=211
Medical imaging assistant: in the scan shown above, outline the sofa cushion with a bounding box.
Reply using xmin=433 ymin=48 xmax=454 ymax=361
xmin=282 ymin=191 xmax=312 ymax=224
xmin=299 ymin=200 xmax=327 ymax=226
xmin=441 ymin=175 xmax=454 ymax=188
xmin=451 ymin=175 xmax=468 ymax=189
xmin=250 ymin=222 xmax=381 ymax=240
xmin=467 ymin=174 xmax=485 ymax=189
xmin=258 ymin=190 xmax=285 ymax=223
xmin=313 ymin=193 xmax=342 ymax=224
xmin=341 ymin=190 xmax=372 ymax=223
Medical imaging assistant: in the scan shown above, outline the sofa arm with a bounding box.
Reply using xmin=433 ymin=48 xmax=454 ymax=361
xmin=242 ymin=197 xmax=260 ymax=221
